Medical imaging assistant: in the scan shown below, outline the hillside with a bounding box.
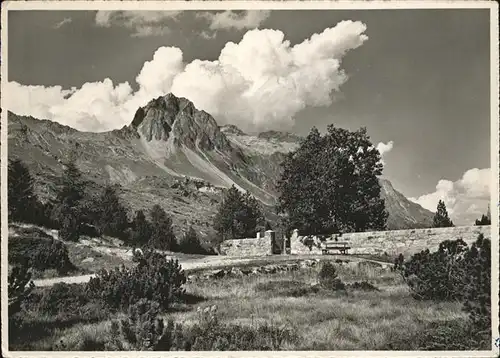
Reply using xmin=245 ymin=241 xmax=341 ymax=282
xmin=8 ymin=93 xmax=434 ymax=238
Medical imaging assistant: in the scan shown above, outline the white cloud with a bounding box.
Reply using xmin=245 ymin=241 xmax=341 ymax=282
xmin=409 ymin=168 xmax=491 ymax=226
xmin=376 ymin=141 xmax=393 ymax=157
xmin=53 ymin=17 xmax=72 ymax=29
xmin=95 ymin=11 xmax=182 ymax=37
xmin=199 ymin=10 xmax=270 ymax=31
xmin=6 ymin=20 xmax=368 ymax=133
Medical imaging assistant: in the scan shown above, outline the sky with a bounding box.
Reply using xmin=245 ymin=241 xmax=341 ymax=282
xmin=6 ymin=8 xmax=492 ymax=225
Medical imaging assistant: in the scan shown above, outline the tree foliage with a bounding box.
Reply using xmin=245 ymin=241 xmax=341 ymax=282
xmin=129 ymin=210 xmax=152 ymax=246
xmin=475 ymin=206 xmax=491 ymax=226
xmin=8 ymin=159 xmax=38 ymax=223
xmin=95 ymin=184 xmax=129 ymax=238
xmin=85 ymin=249 xmax=186 ymax=311
xmin=213 ymin=185 xmax=265 ymax=240
xmin=178 ymin=226 xmax=207 ymax=254
xmin=8 ymin=264 xmax=34 ymax=314
xmin=277 ymin=126 xmax=388 ymax=235
xmin=432 ymin=200 xmax=454 ymax=228
xmin=149 ymin=205 xmax=176 ymax=250
xmin=54 ymin=158 xmax=86 ymax=241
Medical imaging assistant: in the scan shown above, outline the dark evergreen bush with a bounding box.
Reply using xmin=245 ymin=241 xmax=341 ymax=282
xmin=9 ymin=235 xmax=75 ymax=274
xmin=85 ymin=249 xmax=186 ymax=311
xmin=178 ymin=226 xmax=209 ymax=254
xmin=318 ymin=262 xmax=345 ymax=291
xmin=8 ymin=264 xmax=34 ymax=315
xmin=397 ymin=239 xmax=468 ymax=300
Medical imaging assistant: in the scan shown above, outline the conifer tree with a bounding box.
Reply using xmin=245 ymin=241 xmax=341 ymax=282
xmin=474 ymin=205 xmax=491 ymax=226
xmin=149 ymin=205 xmax=176 ymax=250
xmin=213 ymin=185 xmax=265 ymax=240
xmin=55 ymin=157 xmax=85 ymax=241
xmin=8 ymin=159 xmax=37 ymax=223
xmin=433 ymin=200 xmax=454 ymax=228
xmin=178 ymin=226 xmax=206 ymax=254
xmin=130 ymin=210 xmax=151 ymax=246
xmin=96 ymin=184 xmax=129 ymax=238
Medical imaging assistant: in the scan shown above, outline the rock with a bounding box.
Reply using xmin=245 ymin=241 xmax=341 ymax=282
xmin=81 ymin=257 xmax=95 ymax=263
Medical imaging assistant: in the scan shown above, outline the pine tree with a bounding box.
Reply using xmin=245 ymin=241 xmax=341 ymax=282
xmin=55 ymin=158 xmax=85 ymax=241
xmin=96 ymin=184 xmax=129 ymax=238
xmin=277 ymin=126 xmax=388 ymax=235
xmin=213 ymin=186 xmax=265 ymax=240
xmin=474 ymin=205 xmax=491 ymax=226
xmin=178 ymin=226 xmax=206 ymax=254
xmin=433 ymin=200 xmax=454 ymax=228
xmin=8 ymin=159 xmax=38 ymax=223
xmin=149 ymin=205 xmax=176 ymax=250
xmin=130 ymin=210 xmax=151 ymax=246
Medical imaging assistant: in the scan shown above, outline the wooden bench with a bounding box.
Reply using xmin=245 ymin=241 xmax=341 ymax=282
xmin=322 ymin=241 xmax=351 ymax=255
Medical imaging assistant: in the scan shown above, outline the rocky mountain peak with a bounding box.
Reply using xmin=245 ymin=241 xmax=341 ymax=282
xmin=130 ymin=93 xmax=232 ymax=151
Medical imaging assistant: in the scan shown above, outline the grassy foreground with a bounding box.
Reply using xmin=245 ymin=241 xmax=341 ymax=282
xmin=10 ymin=259 xmax=480 ymax=351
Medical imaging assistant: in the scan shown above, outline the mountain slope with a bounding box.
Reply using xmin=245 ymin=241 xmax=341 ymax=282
xmin=8 ymin=93 xmax=434 ymax=237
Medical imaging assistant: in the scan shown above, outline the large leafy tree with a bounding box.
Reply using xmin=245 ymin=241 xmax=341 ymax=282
xmin=433 ymin=200 xmax=454 ymax=228
xmin=8 ymin=159 xmax=38 ymax=223
xmin=277 ymin=125 xmax=388 ymax=235
xmin=213 ymin=185 xmax=265 ymax=240
xmin=149 ymin=205 xmax=176 ymax=250
xmin=96 ymin=184 xmax=129 ymax=238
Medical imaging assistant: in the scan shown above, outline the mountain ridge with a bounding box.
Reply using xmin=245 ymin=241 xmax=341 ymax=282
xmin=8 ymin=93 xmax=434 ymax=236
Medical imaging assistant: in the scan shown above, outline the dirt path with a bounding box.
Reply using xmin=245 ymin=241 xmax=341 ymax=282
xmin=33 ymin=254 xmax=393 ymax=287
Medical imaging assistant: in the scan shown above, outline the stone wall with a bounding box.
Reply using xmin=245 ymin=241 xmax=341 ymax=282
xmin=290 ymin=225 xmax=491 ymax=257
xmin=219 ymin=231 xmax=274 ymax=256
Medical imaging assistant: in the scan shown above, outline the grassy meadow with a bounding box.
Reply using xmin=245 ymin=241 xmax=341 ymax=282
xmin=9 ymin=259 xmax=480 ymax=351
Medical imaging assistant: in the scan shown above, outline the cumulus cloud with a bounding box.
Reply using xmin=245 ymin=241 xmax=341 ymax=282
xmin=199 ymin=10 xmax=270 ymax=31
xmin=6 ymin=20 xmax=368 ymax=133
xmin=53 ymin=17 xmax=72 ymax=29
xmin=95 ymin=11 xmax=182 ymax=37
xmin=409 ymin=168 xmax=492 ymax=226
xmin=376 ymin=140 xmax=394 ymax=165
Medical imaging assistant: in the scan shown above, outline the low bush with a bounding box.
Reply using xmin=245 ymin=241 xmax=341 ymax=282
xmin=396 ymin=239 xmax=469 ymax=300
xmin=105 ymin=299 xmax=182 ymax=351
xmin=385 ymin=319 xmax=490 ymax=350
xmin=347 ymin=281 xmax=379 ymax=291
xmin=318 ymin=262 xmax=346 ymax=291
xmin=85 ymin=249 xmax=186 ymax=311
xmin=8 ymin=264 xmax=34 ymax=315
xmin=9 ymin=234 xmax=75 ymax=274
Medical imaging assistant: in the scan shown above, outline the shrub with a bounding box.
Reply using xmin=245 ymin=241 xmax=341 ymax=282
xmin=347 ymin=281 xmax=379 ymax=291
xmin=461 ymin=234 xmax=491 ymax=333
xmin=318 ymin=262 xmax=345 ymax=291
xmin=37 ymin=283 xmax=88 ymax=317
xmin=8 ymin=264 xmax=34 ymax=315
xmin=85 ymin=249 xmax=186 ymax=311
xmin=105 ymin=299 xmax=181 ymax=351
xmin=397 ymin=234 xmax=491 ymax=338
xmin=397 ymin=239 xmax=468 ymax=300
xmin=8 ymin=235 xmax=75 ymax=274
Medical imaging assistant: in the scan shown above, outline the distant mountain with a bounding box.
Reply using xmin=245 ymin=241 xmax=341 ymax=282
xmin=8 ymin=93 xmax=434 ymax=239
